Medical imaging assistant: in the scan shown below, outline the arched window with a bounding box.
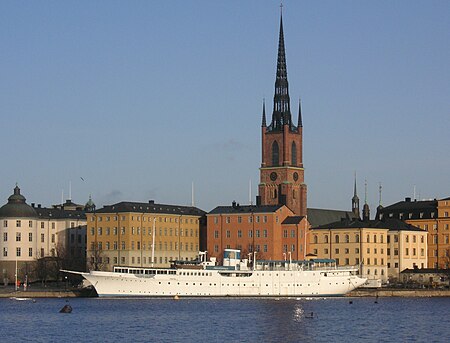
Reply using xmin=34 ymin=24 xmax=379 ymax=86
xmin=324 ymin=235 xmax=329 ymax=243
xmin=335 ymin=235 xmax=340 ymax=243
xmin=367 ymin=234 xmax=370 ymax=243
xmin=313 ymin=235 xmax=318 ymax=244
xmin=374 ymin=235 xmax=377 ymax=243
xmin=272 ymin=141 xmax=279 ymax=166
xmin=291 ymin=142 xmax=297 ymax=165
xmin=345 ymin=235 xmax=350 ymax=243
xmin=355 ymin=234 xmax=360 ymax=243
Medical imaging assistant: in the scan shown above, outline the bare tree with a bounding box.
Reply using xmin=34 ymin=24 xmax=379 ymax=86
xmin=88 ymin=243 xmax=106 ymax=271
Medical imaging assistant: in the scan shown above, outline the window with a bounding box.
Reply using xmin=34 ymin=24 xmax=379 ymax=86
xmin=366 ymin=234 xmax=370 ymax=243
xmin=283 ymin=230 xmax=288 ymax=238
xmin=16 ymin=220 xmax=21 ymax=227
xmin=225 ymin=217 xmax=230 ymax=224
xmin=291 ymin=230 xmax=295 ymax=238
xmin=394 ymin=235 xmax=398 ymax=243
xmin=3 ymin=247 xmax=7 ymax=257
xmin=237 ymin=230 xmax=242 ymax=238
xmin=248 ymin=230 xmax=253 ymax=238
xmin=3 ymin=232 xmax=7 ymax=242
xmin=405 ymin=235 xmax=409 ymax=243
xmin=226 ymin=230 xmax=230 ymax=238
xmin=237 ymin=216 xmax=242 ymax=223
xmin=41 ymin=233 xmax=45 ymax=243
xmin=3 ymin=220 xmax=7 ymax=227
xmin=16 ymin=232 xmax=21 ymax=242
xmin=28 ymin=220 xmax=33 ymax=228
xmin=335 ymin=235 xmax=339 ymax=243
xmin=256 ymin=230 xmax=260 ymax=238
xmin=291 ymin=142 xmax=297 ymax=166
xmin=51 ymin=234 xmax=55 ymax=243
xmin=373 ymin=235 xmax=377 ymax=243
xmin=40 ymin=222 xmax=44 ymax=229
xmin=355 ymin=234 xmax=359 ymax=243
xmin=29 ymin=233 xmax=32 ymax=242
xmin=214 ymin=217 xmax=218 ymax=224
xmin=29 ymin=248 xmax=33 ymax=257
xmin=335 ymin=248 xmax=339 ymax=254
xmin=272 ymin=141 xmax=279 ymax=166
xmin=313 ymin=235 xmax=318 ymax=244
xmin=263 ymin=230 xmax=268 ymax=238
xmin=345 ymin=235 xmax=349 ymax=243
xmin=324 ymin=235 xmax=329 ymax=243
xmin=16 ymin=247 xmax=21 ymax=257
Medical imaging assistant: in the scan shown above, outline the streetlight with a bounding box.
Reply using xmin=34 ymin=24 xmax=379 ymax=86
xmin=288 ymin=251 xmax=292 ymax=270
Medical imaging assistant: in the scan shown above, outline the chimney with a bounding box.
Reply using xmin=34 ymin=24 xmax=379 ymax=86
xmin=31 ymin=203 xmax=35 ymax=208
xmin=405 ymin=197 xmax=411 ymax=202
xmin=149 ymin=200 xmax=154 ymax=204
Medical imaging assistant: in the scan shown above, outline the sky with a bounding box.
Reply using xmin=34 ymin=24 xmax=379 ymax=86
xmin=0 ymin=0 xmax=449 ymax=213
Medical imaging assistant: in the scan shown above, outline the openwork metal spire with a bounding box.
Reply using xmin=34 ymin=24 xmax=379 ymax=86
xmin=269 ymin=10 xmax=293 ymax=131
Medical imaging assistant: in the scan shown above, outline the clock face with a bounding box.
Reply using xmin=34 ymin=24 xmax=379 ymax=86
xmin=270 ymin=172 xmax=278 ymax=181
xmin=293 ymin=172 xmax=299 ymax=181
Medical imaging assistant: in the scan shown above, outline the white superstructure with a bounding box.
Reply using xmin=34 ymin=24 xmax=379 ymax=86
xmin=65 ymin=249 xmax=366 ymax=297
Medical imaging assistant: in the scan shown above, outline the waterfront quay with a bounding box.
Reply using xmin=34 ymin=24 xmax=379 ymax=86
xmin=0 ymin=284 xmax=95 ymax=298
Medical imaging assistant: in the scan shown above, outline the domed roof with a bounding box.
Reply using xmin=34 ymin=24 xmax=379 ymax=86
xmin=0 ymin=185 xmax=38 ymax=219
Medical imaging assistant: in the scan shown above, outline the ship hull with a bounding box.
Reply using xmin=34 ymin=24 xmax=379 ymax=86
xmin=78 ymin=268 xmax=366 ymax=297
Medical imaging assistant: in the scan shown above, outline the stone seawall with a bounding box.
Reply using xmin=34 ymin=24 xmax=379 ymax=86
xmin=347 ymin=288 xmax=450 ymax=297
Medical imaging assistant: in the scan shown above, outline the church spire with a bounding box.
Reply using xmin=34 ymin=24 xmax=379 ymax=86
xmin=269 ymin=6 xmax=292 ymax=131
xmin=352 ymin=172 xmax=360 ymax=219
xmin=298 ymin=98 xmax=303 ymax=128
xmin=262 ymin=98 xmax=267 ymax=127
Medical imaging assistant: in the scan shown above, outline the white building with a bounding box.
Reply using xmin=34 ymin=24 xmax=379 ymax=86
xmin=0 ymin=186 xmax=87 ymax=284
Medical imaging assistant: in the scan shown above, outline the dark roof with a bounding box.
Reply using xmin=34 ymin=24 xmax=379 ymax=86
xmin=209 ymin=204 xmax=283 ymax=215
xmin=441 ymin=197 xmax=450 ymax=201
xmin=307 ymin=208 xmax=358 ymax=227
xmin=311 ymin=218 xmax=424 ymax=232
xmin=96 ymin=201 xmax=205 ymax=216
xmin=0 ymin=186 xmax=38 ymax=219
xmin=282 ymin=216 xmax=305 ymax=225
xmin=34 ymin=207 xmax=86 ymax=220
xmin=377 ymin=198 xmax=437 ymax=220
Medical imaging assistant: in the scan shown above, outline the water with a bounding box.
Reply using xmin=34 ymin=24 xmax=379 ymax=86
xmin=1 ymin=297 xmax=449 ymax=342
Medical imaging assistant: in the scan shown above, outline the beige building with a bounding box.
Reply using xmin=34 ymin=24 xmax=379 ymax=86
xmin=309 ymin=218 xmax=427 ymax=284
xmin=0 ymin=186 xmax=87 ymax=284
xmin=86 ymin=201 xmax=206 ymax=271
xmin=387 ymin=227 xmax=427 ymax=281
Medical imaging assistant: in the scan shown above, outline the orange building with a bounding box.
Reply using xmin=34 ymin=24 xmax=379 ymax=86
xmin=207 ymin=203 xmax=308 ymax=262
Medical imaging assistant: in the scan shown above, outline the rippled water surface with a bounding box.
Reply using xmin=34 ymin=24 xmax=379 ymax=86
xmin=1 ymin=297 xmax=449 ymax=342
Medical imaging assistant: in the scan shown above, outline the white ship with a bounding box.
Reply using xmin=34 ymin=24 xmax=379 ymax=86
xmin=64 ymin=249 xmax=366 ymax=297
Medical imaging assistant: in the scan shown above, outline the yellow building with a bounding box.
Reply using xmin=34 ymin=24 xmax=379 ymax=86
xmin=86 ymin=201 xmax=206 ymax=271
xmin=378 ymin=196 xmax=450 ymax=268
xmin=309 ymin=218 xmax=428 ymax=284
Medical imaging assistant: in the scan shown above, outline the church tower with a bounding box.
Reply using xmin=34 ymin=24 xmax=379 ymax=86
xmin=352 ymin=173 xmax=360 ymax=219
xmin=257 ymin=10 xmax=307 ymax=216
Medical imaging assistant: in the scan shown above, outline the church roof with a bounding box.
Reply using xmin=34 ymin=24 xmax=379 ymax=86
xmin=307 ymin=208 xmax=358 ymax=227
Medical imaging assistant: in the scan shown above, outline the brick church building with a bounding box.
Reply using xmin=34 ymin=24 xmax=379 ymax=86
xmin=207 ymin=10 xmax=309 ymax=261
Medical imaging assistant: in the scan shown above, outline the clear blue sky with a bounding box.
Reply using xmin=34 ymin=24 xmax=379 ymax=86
xmin=1 ymin=0 xmax=449 ymax=213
